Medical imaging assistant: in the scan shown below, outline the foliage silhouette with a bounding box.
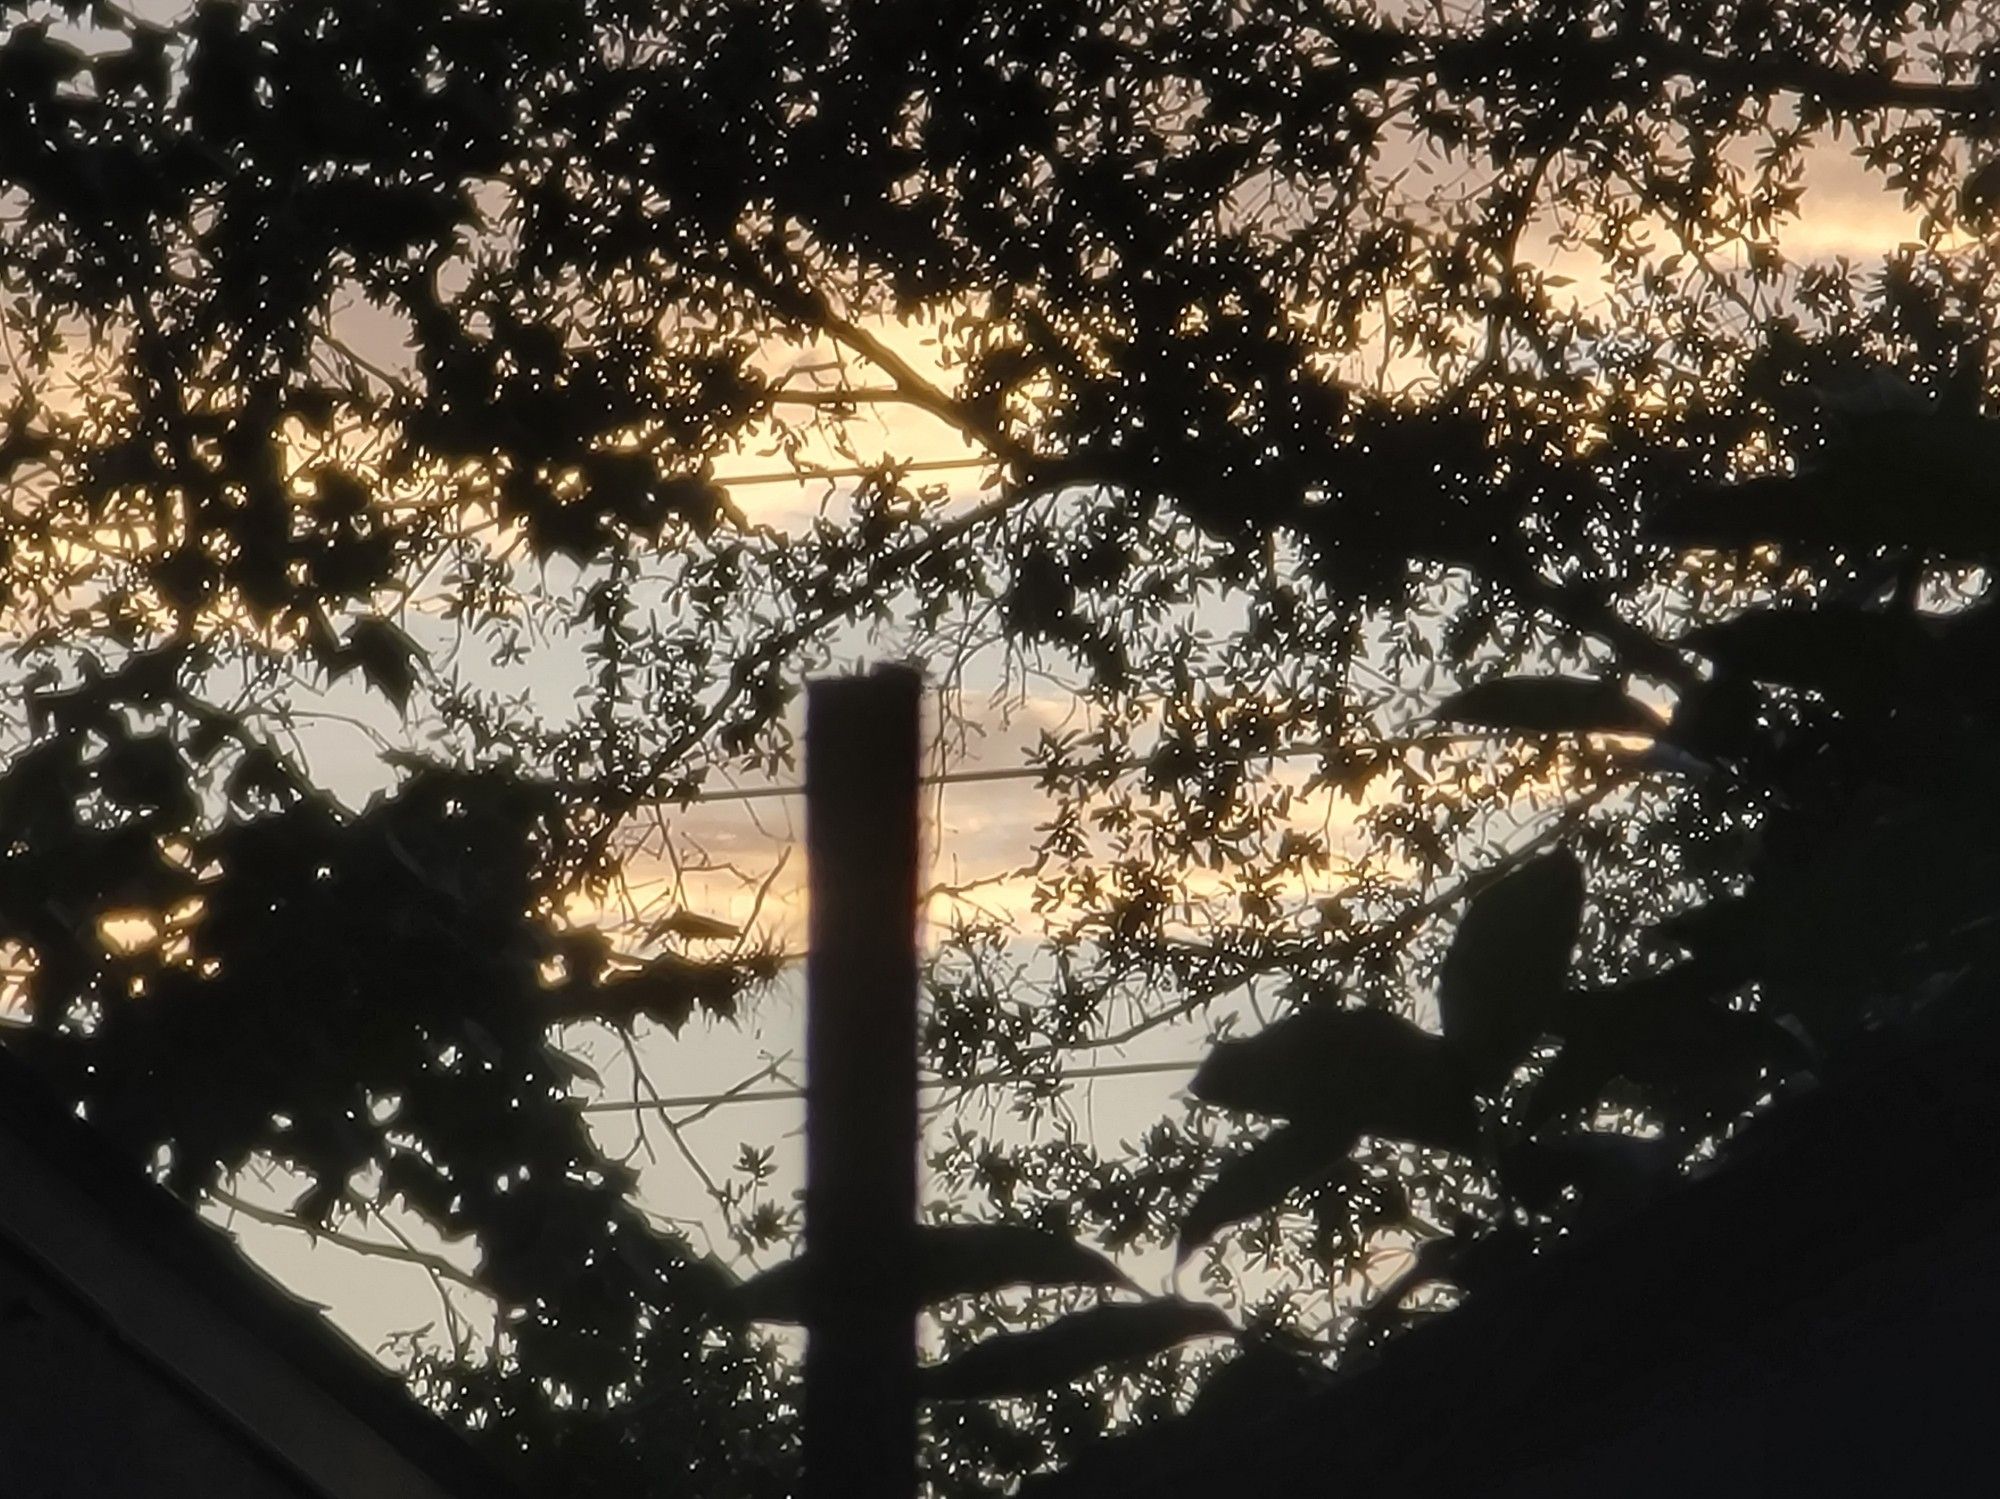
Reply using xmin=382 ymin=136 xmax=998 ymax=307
xmin=1177 ymin=1120 xmax=1360 ymax=1264
xmin=1 ymin=0 xmax=1998 ymax=1492
xmin=916 ymin=1300 xmax=1234 ymax=1403
xmin=732 ymin=1222 xmax=1134 ymax=1325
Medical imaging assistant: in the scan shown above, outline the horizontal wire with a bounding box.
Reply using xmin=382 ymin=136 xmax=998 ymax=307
xmin=711 ymin=456 xmax=994 ymax=489
xmin=677 ymin=731 xmax=1500 ymax=806
xmin=581 ymin=1056 xmax=1198 ymax=1114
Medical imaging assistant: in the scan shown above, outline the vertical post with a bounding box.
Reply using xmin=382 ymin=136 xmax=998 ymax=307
xmin=804 ymin=665 xmax=921 ymax=1499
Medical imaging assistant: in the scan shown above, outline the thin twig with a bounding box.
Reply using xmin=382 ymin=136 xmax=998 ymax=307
xmin=582 ymin=1056 xmax=1203 ymax=1115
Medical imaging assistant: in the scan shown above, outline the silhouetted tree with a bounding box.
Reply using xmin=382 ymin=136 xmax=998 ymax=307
xmin=2 ymin=1 xmax=1998 ymax=1492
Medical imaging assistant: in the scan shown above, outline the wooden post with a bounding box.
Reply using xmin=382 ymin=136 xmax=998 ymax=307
xmin=804 ymin=665 xmax=921 ymax=1499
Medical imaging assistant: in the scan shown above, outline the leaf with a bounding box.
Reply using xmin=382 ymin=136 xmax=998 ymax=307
xmin=336 ymin=616 xmax=426 ymax=712
xmin=1962 ymin=155 xmax=2000 ymax=229
xmin=1594 ymin=989 xmax=1802 ymax=1096
xmin=920 ymin=1222 xmax=1134 ymax=1302
xmin=1641 ymin=897 xmax=1761 ymax=975
xmin=1526 ymin=967 xmax=1803 ymax=1128
xmin=1189 ymin=1005 xmax=1475 ymax=1151
xmin=650 ymin=909 xmax=742 ymax=941
xmin=734 ymin=1222 xmax=1134 ymax=1323
xmin=1499 ymin=1131 xmax=1681 ymax=1216
xmin=1011 ymin=1343 xmax=1326 ymax=1498
xmin=310 ymin=466 xmax=371 ymax=522
xmin=1643 ymin=473 xmax=1843 ymax=550
xmin=1658 ymin=672 xmax=1764 ymax=765
xmin=96 ymin=733 xmax=196 ymax=823
xmin=1679 ymin=606 xmax=1934 ymax=699
xmin=224 ymin=743 xmax=300 ymax=807
xmin=544 ymin=1050 xmax=604 ymax=1088
xmin=1517 ymin=1040 xmax=1613 ymax=1130
xmin=726 ymin=1257 xmax=825 ymax=1326
xmin=1341 ymin=1229 xmax=1472 ymax=1349
xmin=1177 ymin=1120 xmax=1358 ymax=1262
xmin=1433 ymin=1222 xmax=1539 ymax=1298
xmin=1437 ymin=849 xmax=1584 ymax=1085
xmin=1432 ymin=676 xmax=1663 ymax=736
xmin=1547 ymin=960 xmax=1744 ymax=1036
xmin=1648 ymin=413 xmax=2000 ymax=555
xmin=916 ymin=1299 xmax=1234 ymax=1401
xmin=555 ymin=952 xmax=740 ymax=1032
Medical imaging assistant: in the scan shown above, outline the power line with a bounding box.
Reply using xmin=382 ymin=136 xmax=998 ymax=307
xmin=675 ymin=731 xmax=1496 ymax=806
xmin=712 ymin=456 xmax=994 ymax=489
xmin=581 ymin=1056 xmax=1198 ymax=1114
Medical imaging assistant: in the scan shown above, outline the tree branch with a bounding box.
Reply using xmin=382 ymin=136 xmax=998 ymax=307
xmin=209 ymin=1186 xmax=486 ymax=1295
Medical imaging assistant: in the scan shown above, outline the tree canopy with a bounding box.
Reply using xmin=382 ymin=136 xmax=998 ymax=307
xmin=3 ymin=0 xmax=1999 ymax=1493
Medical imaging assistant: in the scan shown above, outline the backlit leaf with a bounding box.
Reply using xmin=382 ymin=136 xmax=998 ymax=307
xmin=1433 ymin=676 xmax=1663 ymax=736
xmin=1190 ymin=1004 xmax=1475 ymax=1151
xmin=1438 ymin=849 xmax=1584 ymax=1085
xmin=336 ymin=616 xmax=426 ymax=712
xmin=735 ymin=1222 xmax=1133 ymax=1323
